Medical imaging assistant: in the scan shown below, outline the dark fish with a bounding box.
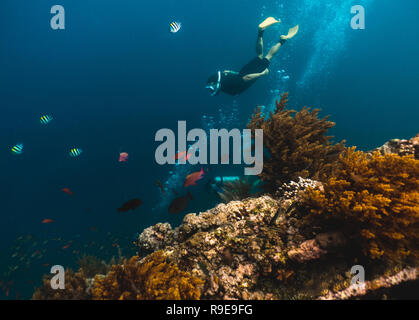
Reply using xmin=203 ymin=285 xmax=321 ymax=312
xmin=117 ymin=198 xmax=142 ymax=213
xmin=168 ymin=192 xmax=193 ymax=214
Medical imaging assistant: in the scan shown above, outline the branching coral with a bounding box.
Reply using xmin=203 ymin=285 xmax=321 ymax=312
xmin=303 ymin=147 xmax=419 ymax=262
xmin=32 ymin=269 xmax=90 ymax=300
xmin=77 ymin=255 xmax=109 ymax=278
xmin=247 ymin=92 xmax=345 ymax=192
xmin=91 ymin=251 xmax=204 ymax=300
xmin=217 ymin=177 xmax=261 ymax=203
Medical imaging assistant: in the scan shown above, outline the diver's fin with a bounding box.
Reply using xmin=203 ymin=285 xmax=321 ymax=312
xmin=258 ymin=17 xmax=281 ymax=31
xmin=280 ymin=25 xmax=299 ymax=40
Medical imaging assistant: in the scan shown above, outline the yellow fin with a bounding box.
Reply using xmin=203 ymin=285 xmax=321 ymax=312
xmin=259 ymin=17 xmax=281 ymax=30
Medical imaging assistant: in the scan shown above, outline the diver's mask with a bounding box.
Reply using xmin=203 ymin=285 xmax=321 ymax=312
xmin=206 ymin=71 xmax=221 ymax=96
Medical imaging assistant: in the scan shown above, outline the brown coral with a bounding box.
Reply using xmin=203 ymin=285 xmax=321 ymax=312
xmin=91 ymin=251 xmax=204 ymax=300
xmin=32 ymin=269 xmax=90 ymax=300
xmin=303 ymin=147 xmax=419 ymax=262
xmin=247 ymin=92 xmax=345 ymax=192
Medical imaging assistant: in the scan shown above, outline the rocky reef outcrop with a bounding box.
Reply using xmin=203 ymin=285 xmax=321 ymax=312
xmin=373 ymin=133 xmax=419 ymax=159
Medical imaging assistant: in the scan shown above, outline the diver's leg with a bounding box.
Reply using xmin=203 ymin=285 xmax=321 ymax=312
xmin=257 ymin=17 xmax=280 ymax=58
xmin=256 ymin=30 xmax=264 ymax=58
xmin=265 ymin=40 xmax=286 ymax=61
xmin=265 ymin=25 xmax=299 ymax=61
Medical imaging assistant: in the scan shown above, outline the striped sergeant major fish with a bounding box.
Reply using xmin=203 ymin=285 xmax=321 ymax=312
xmin=69 ymin=148 xmax=82 ymax=157
xmin=40 ymin=115 xmax=53 ymax=125
xmin=11 ymin=143 xmax=24 ymax=155
xmin=169 ymin=21 xmax=181 ymax=33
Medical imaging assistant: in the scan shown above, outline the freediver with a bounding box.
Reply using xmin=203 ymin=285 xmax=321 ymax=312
xmin=206 ymin=17 xmax=299 ymax=96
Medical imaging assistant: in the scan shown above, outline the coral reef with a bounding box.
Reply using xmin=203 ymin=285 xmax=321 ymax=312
xmin=374 ymin=133 xmax=419 ymax=159
xmin=91 ymin=251 xmax=204 ymax=300
xmin=247 ymin=92 xmax=345 ymax=192
xmin=137 ymin=223 xmax=175 ymax=256
xmin=136 ymin=187 xmax=417 ymax=299
xmin=32 ymin=269 xmax=91 ymax=300
xmin=303 ymin=147 xmax=419 ymax=262
xmin=287 ymin=239 xmax=327 ymax=263
xmin=133 ymin=138 xmax=418 ymax=299
xmin=32 ymin=135 xmax=419 ymax=300
xmin=319 ymin=267 xmax=418 ymax=300
xmin=276 ymin=177 xmax=322 ymax=200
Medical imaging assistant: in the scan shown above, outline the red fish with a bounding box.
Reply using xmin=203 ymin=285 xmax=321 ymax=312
xmin=175 ymin=149 xmax=192 ymax=162
xmin=118 ymin=152 xmax=129 ymax=162
xmin=42 ymin=219 xmax=54 ymax=224
xmin=62 ymin=244 xmax=71 ymax=250
xmin=117 ymin=198 xmax=142 ymax=213
xmin=61 ymin=188 xmax=74 ymax=196
xmin=183 ymin=167 xmax=205 ymax=187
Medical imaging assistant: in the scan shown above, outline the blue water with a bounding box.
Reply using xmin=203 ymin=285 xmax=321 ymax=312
xmin=1 ymin=0 xmax=418 ymax=299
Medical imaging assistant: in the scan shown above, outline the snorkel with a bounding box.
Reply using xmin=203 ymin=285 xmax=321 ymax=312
xmin=206 ymin=71 xmax=221 ymax=96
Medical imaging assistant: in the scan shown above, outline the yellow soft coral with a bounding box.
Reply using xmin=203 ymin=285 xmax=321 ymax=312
xmin=304 ymin=147 xmax=419 ymax=262
xmin=92 ymin=251 xmax=204 ymax=300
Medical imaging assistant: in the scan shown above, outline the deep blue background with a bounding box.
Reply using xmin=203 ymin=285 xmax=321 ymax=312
xmin=0 ymin=0 xmax=418 ymax=298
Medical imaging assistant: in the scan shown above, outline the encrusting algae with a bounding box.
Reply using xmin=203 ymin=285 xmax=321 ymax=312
xmin=91 ymin=251 xmax=204 ymax=300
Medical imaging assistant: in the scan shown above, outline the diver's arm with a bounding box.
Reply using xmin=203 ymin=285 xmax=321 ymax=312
xmin=223 ymin=70 xmax=240 ymax=75
xmin=242 ymin=68 xmax=269 ymax=82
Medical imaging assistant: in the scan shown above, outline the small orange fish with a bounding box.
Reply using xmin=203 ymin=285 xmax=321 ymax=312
xmin=118 ymin=152 xmax=129 ymax=162
xmin=183 ymin=167 xmax=205 ymax=187
xmin=42 ymin=219 xmax=54 ymax=224
xmin=61 ymin=188 xmax=74 ymax=196
xmin=62 ymin=244 xmax=71 ymax=250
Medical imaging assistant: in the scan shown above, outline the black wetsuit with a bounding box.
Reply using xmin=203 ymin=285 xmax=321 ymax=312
xmin=219 ymin=57 xmax=270 ymax=96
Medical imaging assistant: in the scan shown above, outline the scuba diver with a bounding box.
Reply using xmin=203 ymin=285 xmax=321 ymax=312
xmin=206 ymin=17 xmax=299 ymax=96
